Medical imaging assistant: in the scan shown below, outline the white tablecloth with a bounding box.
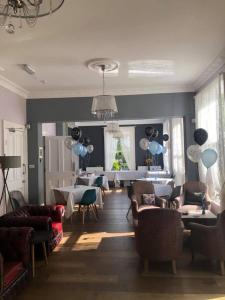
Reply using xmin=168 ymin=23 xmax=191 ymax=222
xmin=153 ymin=184 xmax=172 ymax=197
xmin=54 ymin=185 xmax=103 ymax=219
xmin=79 ymin=175 xmax=109 ymax=190
xmin=95 ymin=170 xmax=147 ymax=181
xmin=137 ymin=177 xmax=173 ymax=185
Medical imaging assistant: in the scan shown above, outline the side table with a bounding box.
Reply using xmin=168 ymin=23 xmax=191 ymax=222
xmin=31 ymin=231 xmax=51 ymax=278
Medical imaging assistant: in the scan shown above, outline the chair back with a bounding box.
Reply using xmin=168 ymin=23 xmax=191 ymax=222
xmin=217 ymin=210 xmax=225 ymax=241
xmin=80 ymin=189 xmax=96 ymax=205
xmin=132 ymin=181 xmax=155 ymax=205
xmin=183 ymin=181 xmax=207 ymax=194
xmin=53 ymin=189 xmax=67 ymax=206
xmin=136 ymin=208 xmax=183 ymax=260
xmin=170 ymin=185 xmax=181 ymax=200
xmin=94 ymin=176 xmax=103 ymax=187
xmin=9 ymin=190 xmax=26 ymax=209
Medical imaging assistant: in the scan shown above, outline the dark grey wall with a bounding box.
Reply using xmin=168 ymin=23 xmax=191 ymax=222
xmin=27 ymin=92 xmax=197 ymax=203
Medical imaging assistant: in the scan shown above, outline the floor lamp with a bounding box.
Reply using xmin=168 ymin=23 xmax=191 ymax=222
xmin=0 ymin=156 xmax=21 ymax=212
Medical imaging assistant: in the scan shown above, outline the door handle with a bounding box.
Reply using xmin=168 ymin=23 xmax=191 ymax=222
xmin=23 ymin=163 xmax=26 ymax=175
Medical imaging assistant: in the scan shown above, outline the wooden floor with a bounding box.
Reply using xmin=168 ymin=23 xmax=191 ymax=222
xmin=17 ymin=189 xmax=225 ymax=300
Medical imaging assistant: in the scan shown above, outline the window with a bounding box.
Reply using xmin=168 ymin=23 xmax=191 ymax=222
xmin=104 ymin=126 xmax=136 ymax=171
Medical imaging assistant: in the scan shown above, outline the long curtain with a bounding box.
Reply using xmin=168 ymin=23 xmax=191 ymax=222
xmin=163 ymin=119 xmax=171 ymax=174
xmin=195 ymin=75 xmax=225 ymax=206
xmin=120 ymin=126 xmax=136 ymax=170
xmin=171 ymin=118 xmax=185 ymax=186
xmin=104 ymin=128 xmax=118 ymax=171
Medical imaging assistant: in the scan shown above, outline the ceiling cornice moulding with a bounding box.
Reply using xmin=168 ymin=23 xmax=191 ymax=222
xmin=193 ymin=48 xmax=225 ymax=92
xmin=29 ymin=84 xmax=193 ymax=99
xmin=0 ymin=74 xmax=28 ymax=99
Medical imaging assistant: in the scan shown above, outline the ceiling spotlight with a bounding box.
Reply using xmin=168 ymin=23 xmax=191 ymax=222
xmin=20 ymin=64 xmax=36 ymax=75
xmin=5 ymin=23 xmax=15 ymax=34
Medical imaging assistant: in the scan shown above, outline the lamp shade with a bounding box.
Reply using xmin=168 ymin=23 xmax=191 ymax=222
xmin=91 ymin=95 xmax=118 ymax=119
xmin=0 ymin=156 xmax=21 ymax=169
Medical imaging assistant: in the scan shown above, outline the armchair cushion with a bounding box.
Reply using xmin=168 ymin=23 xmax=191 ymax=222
xmin=184 ymin=191 xmax=205 ymax=206
xmin=142 ymin=194 xmax=155 ymax=205
xmin=3 ymin=262 xmax=24 ymax=289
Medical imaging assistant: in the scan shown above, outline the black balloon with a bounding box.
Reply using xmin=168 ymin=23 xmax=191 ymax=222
xmin=145 ymin=126 xmax=154 ymax=137
xmin=71 ymin=127 xmax=82 ymax=141
xmin=151 ymin=129 xmax=159 ymax=139
xmin=163 ymin=134 xmax=169 ymax=142
xmin=83 ymin=137 xmax=91 ymax=146
xmin=79 ymin=137 xmax=85 ymax=144
xmin=194 ymin=128 xmax=208 ymax=146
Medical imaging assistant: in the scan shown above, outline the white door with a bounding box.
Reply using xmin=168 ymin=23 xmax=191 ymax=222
xmin=3 ymin=120 xmax=28 ymax=201
xmin=45 ymin=136 xmax=79 ymax=204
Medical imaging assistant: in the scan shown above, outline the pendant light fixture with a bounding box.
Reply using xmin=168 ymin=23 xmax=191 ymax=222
xmin=90 ymin=61 xmax=118 ymax=120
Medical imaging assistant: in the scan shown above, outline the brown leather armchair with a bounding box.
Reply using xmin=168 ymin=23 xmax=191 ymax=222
xmin=131 ymin=181 xmax=167 ymax=225
xmin=175 ymin=181 xmax=211 ymax=213
xmin=135 ymin=208 xmax=183 ymax=274
xmin=190 ymin=210 xmax=225 ymax=275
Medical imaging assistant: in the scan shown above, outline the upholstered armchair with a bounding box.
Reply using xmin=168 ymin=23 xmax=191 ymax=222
xmin=0 ymin=227 xmax=33 ymax=297
xmin=135 ymin=208 xmax=183 ymax=274
xmin=190 ymin=210 xmax=225 ymax=275
xmin=175 ymin=181 xmax=211 ymax=213
xmin=0 ymin=205 xmax=64 ymax=253
xmin=131 ymin=181 xmax=167 ymax=224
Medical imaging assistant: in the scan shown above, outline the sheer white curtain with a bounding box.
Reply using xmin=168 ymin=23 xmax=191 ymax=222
xmin=195 ymin=75 xmax=225 ymax=205
xmin=171 ymin=118 xmax=185 ymax=186
xmin=104 ymin=128 xmax=118 ymax=171
xmin=163 ymin=119 xmax=171 ymax=174
xmin=120 ymin=126 xmax=136 ymax=170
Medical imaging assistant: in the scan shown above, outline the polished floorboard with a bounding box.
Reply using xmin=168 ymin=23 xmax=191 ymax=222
xmin=17 ymin=189 xmax=225 ymax=300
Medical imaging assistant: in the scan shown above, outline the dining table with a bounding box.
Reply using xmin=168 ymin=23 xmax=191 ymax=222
xmin=54 ymin=185 xmax=103 ymax=219
xmin=136 ymin=178 xmax=173 ymax=197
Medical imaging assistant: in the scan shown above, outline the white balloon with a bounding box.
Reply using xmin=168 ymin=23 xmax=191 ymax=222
xmin=187 ymin=145 xmax=201 ymax=163
xmin=64 ymin=137 xmax=75 ymax=150
xmin=87 ymin=144 xmax=94 ymax=154
xmin=139 ymin=138 xmax=149 ymax=151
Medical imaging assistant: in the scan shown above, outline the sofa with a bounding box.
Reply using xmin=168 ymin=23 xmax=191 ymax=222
xmin=0 ymin=227 xmax=33 ymax=298
xmin=0 ymin=205 xmax=64 ymax=253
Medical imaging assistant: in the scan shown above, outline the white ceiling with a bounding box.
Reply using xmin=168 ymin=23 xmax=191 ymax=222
xmin=1 ymin=0 xmax=225 ymax=98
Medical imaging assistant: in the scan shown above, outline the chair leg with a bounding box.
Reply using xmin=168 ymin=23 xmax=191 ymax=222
xmin=94 ymin=204 xmax=99 ymax=219
xmin=191 ymin=249 xmax=195 ymax=262
xmin=31 ymin=244 xmax=35 ymax=278
xmin=82 ymin=206 xmax=86 ymax=224
xmin=78 ymin=204 xmax=81 ymax=213
xmin=172 ymin=260 xmax=177 ymax=275
xmin=42 ymin=242 xmax=48 ymax=265
xmin=142 ymin=259 xmax=149 ymax=275
xmin=90 ymin=205 xmax=98 ymax=221
xmin=220 ymin=260 xmax=225 ymax=276
xmin=126 ymin=204 xmax=131 ymax=219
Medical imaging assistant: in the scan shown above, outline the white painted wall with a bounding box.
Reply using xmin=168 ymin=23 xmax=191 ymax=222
xmin=0 ymin=86 xmax=26 ymax=214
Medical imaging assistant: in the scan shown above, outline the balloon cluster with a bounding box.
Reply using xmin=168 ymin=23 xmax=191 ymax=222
xmin=64 ymin=127 xmax=94 ymax=158
xmin=187 ymin=128 xmax=217 ymax=169
xmin=139 ymin=126 xmax=169 ymax=155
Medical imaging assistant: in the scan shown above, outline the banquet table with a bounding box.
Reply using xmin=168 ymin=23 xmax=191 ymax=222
xmin=153 ymin=183 xmax=172 ymax=197
xmin=79 ymin=175 xmax=109 ymax=190
xmin=137 ymin=177 xmax=174 ymax=185
xmin=54 ymin=185 xmax=103 ymax=219
xmin=95 ymin=170 xmax=147 ymax=181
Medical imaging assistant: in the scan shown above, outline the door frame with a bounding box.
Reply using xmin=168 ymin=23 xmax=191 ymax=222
xmin=3 ymin=120 xmax=28 ymax=200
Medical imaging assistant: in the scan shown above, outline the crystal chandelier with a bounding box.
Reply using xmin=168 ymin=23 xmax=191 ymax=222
xmin=0 ymin=0 xmax=64 ymax=32
xmin=91 ymin=64 xmax=118 ymax=120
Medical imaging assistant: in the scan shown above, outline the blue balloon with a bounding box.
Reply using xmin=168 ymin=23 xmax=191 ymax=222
xmin=148 ymin=141 xmax=159 ymax=155
xmin=156 ymin=144 xmax=163 ymax=155
xmin=80 ymin=146 xmax=88 ymax=157
xmin=200 ymin=148 xmax=218 ymax=169
xmin=73 ymin=143 xmax=83 ymax=156
xmin=162 ymin=146 xmax=167 ymax=154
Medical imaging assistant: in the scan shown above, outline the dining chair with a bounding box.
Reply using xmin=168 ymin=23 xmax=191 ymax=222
xmin=93 ymin=176 xmax=106 ymax=196
xmin=53 ymin=189 xmax=67 ymax=218
xmin=78 ymin=189 xmax=98 ymax=224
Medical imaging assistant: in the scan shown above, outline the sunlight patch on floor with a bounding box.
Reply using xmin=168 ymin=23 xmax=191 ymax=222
xmin=72 ymin=231 xmax=134 ymax=251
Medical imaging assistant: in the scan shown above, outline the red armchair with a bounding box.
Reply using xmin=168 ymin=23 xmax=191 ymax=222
xmin=0 ymin=205 xmax=64 ymax=253
xmin=0 ymin=227 xmax=33 ymax=298
xmin=190 ymin=210 xmax=225 ymax=275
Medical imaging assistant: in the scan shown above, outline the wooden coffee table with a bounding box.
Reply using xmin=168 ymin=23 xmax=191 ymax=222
xmin=181 ymin=210 xmax=217 ymax=228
